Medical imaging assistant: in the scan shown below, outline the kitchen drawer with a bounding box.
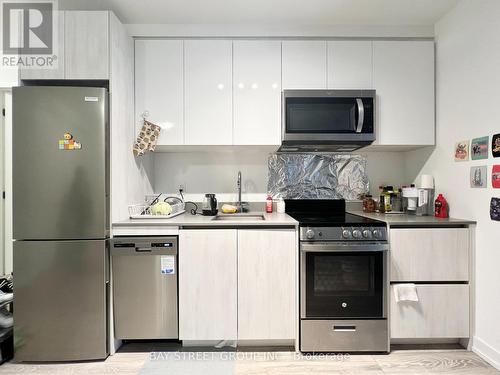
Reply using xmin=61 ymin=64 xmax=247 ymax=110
xmin=390 ymin=284 xmax=469 ymax=339
xmin=390 ymin=228 xmax=469 ymax=282
xmin=301 ymin=320 xmax=388 ymax=352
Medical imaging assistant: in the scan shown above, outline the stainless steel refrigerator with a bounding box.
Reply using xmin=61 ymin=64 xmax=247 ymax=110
xmin=12 ymin=86 xmax=109 ymax=361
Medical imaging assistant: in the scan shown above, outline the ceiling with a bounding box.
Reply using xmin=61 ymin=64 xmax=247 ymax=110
xmin=59 ymin=0 xmax=459 ymax=25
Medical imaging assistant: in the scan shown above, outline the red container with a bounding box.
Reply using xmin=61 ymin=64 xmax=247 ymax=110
xmin=266 ymin=195 xmax=273 ymax=213
xmin=434 ymin=194 xmax=448 ymax=218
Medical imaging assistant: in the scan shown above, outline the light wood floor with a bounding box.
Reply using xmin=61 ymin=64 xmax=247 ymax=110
xmin=0 ymin=348 xmax=498 ymax=374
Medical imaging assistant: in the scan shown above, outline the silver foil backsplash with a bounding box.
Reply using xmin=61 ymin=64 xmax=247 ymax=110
xmin=268 ymin=154 xmax=369 ymax=200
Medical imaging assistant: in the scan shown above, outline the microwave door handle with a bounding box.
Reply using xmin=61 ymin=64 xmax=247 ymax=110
xmin=355 ymin=98 xmax=365 ymax=133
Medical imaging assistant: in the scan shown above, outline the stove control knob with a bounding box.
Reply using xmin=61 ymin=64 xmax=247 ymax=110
xmin=352 ymin=229 xmax=362 ymax=239
xmin=372 ymin=229 xmax=382 ymax=239
xmin=362 ymin=229 xmax=371 ymax=238
xmin=342 ymin=229 xmax=351 ymax=238
xmin=306 ymin=229 xmax=315 ymax=239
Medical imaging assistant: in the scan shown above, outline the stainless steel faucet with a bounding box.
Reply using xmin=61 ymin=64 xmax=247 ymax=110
xmin=237 ymin=171 xmax=242 ymax=212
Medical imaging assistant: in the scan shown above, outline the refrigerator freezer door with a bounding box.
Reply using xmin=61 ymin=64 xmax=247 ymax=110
xmin=13 ymin=240 xmax=108 ymax=361
xmin=13 ymin=86 xmax=108 ymax=240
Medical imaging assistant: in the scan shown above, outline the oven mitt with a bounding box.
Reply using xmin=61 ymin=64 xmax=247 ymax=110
xmin=133 ymin=120 xmax=161 ymax=157
xmin=491 ymin=198 xmax=500 ymax=221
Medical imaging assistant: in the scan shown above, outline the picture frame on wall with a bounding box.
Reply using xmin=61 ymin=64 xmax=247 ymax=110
xmin=454 ymin=140 xmax=470 ymax=161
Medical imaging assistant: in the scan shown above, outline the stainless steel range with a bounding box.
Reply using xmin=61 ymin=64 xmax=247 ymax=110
xmin=286 ymin=199 xmax=389 ymax=353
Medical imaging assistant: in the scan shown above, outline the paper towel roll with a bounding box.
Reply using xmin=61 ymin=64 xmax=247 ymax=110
xmin=420 ymin=174 xmax=434 ymax=189
xmin=393 ymin=284 xmax=419 ymax=303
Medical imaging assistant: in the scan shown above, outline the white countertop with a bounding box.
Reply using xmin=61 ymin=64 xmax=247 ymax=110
xmin=349 ymin=211 xmax=476 ymax=226
xmin=112 ymin=212 xmax=298 ymax=236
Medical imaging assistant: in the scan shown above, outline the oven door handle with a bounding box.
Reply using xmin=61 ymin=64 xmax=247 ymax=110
xmin=300 ymin=242 xmax=389 ymax=252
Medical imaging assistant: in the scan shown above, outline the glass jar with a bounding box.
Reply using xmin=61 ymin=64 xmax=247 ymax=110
xmin=362 ymin=195 xmax=376 ymax=213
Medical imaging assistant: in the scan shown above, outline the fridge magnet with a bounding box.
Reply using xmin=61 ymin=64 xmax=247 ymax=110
xmin=454 ymin=140 xmax=469 ymax=161
xmin=470 ymin=166 xmax=487 ymax=188
xmin=58 ymin=133 xmax=82 ymax=150
xmin=493 ymin=133 xmax=500 ymax=158
xmin=471 ymin=136 xmax=489 ymax=160
xmin=491 ymin=198 xmax=500 ymax=221
xmin=493 ymin=165 xmax=500 ymax=188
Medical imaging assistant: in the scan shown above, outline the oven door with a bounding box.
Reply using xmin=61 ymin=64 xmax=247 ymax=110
xmin=283 ymin=90 xmax=375 ymax=143
xmin=300 ymin=242 xmax=387 ymax=319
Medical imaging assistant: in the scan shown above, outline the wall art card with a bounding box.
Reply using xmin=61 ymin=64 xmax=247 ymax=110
xmin=492 ymin=133 xmax=500 ymax=158
xmin=493 ymin=165 xmax=500 ymax=188
xmin=471 ymin=136 xmax=489 ymax=160
xmin=470 ymin=166 xmax=487 ymax=188
xmin=491 ymin=198 xmax=500 ymax=221
xmin=454 ymin=140 xmax=469 ymax=161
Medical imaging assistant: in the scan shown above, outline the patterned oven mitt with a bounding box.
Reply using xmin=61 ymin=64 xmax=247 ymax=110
xmin=133 ymin=120 xmax=161 ymax=157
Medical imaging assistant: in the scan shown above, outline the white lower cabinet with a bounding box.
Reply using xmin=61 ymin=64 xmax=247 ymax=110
xmin=237 ymin=229 xmax=296 ymax=340
xmin=390 ymin=228 xmax=469 ymax=282
xmin=179 ymin=229 xmax=237 ymax=340
xmin=390 ymin=284 xmax=469 ymax=339
xmin=179 ymin=228 xmax=296 ymax=343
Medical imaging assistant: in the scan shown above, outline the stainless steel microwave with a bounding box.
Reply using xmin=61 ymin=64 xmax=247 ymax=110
xmin=279 ymin=89 xmax=376 ymax=152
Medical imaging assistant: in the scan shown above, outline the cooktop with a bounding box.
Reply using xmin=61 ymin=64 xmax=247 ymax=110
xmin=284 ymin=199 xmax=385 ymax=227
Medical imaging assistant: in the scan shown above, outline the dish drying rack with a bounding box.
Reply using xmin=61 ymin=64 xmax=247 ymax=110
xmin=129 ymin=194 xmax=186 ymax=219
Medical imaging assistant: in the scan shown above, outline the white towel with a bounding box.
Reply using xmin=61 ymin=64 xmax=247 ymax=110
xmin=393 ymin=283 xmax=419 ymax=302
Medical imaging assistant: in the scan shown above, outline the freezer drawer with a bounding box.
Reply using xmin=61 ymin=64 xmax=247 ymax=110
xmin=301 ymin=319 xmax=388 ymax=352
xmin=13 ymin=240 xmax=108 ymax=361
xmin=112 ymin=237 xmax=178 ymax=339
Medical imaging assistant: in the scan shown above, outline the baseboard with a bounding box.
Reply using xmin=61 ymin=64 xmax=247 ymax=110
xmin=472 ymin=336 xmax=500 ymax=371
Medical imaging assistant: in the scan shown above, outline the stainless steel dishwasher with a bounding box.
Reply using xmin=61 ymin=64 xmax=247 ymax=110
xmin=111 ymin=237 xmax=178 ymax=339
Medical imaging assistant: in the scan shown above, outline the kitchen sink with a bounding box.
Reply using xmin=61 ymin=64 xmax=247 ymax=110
xmin=212 ymin=214 xmax=266 ymax=221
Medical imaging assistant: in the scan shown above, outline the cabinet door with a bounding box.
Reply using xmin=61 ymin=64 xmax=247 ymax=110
xmin=390 ymin=228 xmax=469 ymax=282
xmin=237 ymin=229 xmax=296 ymax=340
xmin=179 ymin=229 xmax=237 ymax=340
xmin=184 ymin=40 xmax=232 ymax=145
xmin=373 ymin=41 xmax=435 ymax=145
xmin=233 ymin=41 xmax=282 ymax=145
xmin=65 ymin=11 xmax=109 ymax=79
xmin=135 ymin=40 xmax=184 ymax=145
xmin=20 ymin=11 xmax=65 ymax=80
xmin=282 ymin=41 xmax=327 ymax=89
xmin=390 ymin=284 xmax=469 ymax=338
xmin=327 ymin=41 xmax=372 ymax=89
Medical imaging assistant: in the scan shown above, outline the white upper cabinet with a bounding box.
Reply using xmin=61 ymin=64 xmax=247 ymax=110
xmin=184 ymin=40 xmax=232 ymax=145
xmin=20 ymin=11 xmax=65 ymax=80
xmin=65 ymin=11 xmax=109 ymax=79
xmin=373 ymin=41 xmax=435 ymax=146
xmin=282 ymin=41 xmax=327 ymax=89
xmin=233 ymin=41 xmax=282 ymax=145
xmin=327 ymin=41 xmax=373 ymax=89
xmin=135 ymin=40 xmax=184 ymax=145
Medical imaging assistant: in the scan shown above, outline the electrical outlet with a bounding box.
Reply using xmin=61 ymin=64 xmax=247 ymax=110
xmin=179 ymin=184 xmax=186 ymax=192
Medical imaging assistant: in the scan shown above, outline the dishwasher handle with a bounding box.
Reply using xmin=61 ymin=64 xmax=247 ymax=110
xmin=135 ymin=247 xmax=152 ymax=252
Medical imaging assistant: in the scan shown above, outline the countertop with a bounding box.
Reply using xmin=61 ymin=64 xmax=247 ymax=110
xmin=348 ymin=211 xmax=476 ymax=226
xmin=112 ymin=212 xmax=298 ymax=235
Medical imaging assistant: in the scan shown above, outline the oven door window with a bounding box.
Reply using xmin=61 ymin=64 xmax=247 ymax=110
xmin=285 ymin=97 xmax=374 ymax=134
xmin=305 ymin=251 xmax=383 ymax=318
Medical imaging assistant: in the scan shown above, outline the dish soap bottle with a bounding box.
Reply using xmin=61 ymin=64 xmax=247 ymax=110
xmin=434 ymin=194 xmax=448 ymax=218
xmin=266 ymin=195 xmax=273 ymax=213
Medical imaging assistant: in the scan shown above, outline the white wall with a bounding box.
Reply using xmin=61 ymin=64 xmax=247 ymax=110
xmin=153 ymin=150 xmax=407 ymax=197
xmin=406 ymin=0 xmax=500 ymax=368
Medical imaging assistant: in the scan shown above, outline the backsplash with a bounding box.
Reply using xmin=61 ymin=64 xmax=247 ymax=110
xmin=268 ymin=154 xmax=369 ymax=200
